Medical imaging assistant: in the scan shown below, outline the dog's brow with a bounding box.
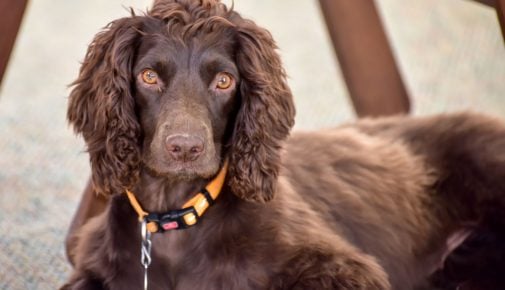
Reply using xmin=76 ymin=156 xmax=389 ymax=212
xmin=201 ymin=57 xmax=238 ymax=77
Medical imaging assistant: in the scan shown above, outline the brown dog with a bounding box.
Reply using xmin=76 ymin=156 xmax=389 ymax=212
xmin=62 ymin=1 xmax=505 ymax=289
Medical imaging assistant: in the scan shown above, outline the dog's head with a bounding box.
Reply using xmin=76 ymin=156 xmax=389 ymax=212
xmin=68 ymin=0 xmax=295 ymax=202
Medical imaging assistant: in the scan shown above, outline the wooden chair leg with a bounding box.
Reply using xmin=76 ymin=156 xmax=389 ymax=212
xmin=496 ymin=0 xmax=505 ymax=41
xmin=318 ymin=0 xmax=410 ymax=117
xmin=0 ymin=0 xmax=28 ymax=88
xmin=472 ymin=0 xmax=505 ymax=41
xmin=65 ymin=179 xmax=108 ymax=265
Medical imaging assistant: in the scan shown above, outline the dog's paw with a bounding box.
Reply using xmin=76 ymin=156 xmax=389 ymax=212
xmin=270 ymin=248 xmax=390 ymax=290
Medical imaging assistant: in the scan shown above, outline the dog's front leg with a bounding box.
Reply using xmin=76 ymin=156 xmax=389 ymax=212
xmin=269 ymin=247 xmax=390 ymax=290
xmin=60 ymin=275 xmax=107 ymax=290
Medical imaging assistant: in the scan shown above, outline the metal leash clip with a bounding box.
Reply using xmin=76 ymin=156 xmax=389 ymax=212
xmin=141 ymin=219 xmax=152 ymax=290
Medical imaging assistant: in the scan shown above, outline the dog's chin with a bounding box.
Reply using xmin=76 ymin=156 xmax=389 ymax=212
xmin=144 ymin=159 xmax=220 ymax=182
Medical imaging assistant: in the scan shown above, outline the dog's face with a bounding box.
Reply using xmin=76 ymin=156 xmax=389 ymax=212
xmin=68 ymin=0 xmax=295 ymax=202
xmin=133 ymin=27 xmax=239 ymax=180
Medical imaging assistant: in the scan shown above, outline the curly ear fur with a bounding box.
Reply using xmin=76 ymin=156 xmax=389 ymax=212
xmin=68 ymin=16 xmax=146 ymax=196
xmin=228 ymin=19 xmax=296 ymax=203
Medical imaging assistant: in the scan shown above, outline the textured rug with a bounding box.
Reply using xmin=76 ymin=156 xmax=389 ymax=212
xmin=0 ymin=0 xmax=503 ymax=289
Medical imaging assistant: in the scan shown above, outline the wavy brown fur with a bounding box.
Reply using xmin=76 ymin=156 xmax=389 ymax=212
xmin=63 ymin=1 xmax=505 ymax=289
xmin=67 ymin=15 xmax=144 ymax=196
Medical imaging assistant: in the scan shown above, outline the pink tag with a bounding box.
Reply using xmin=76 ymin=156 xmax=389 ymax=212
xmin=162 ymin=221 xmax=179 ymax=230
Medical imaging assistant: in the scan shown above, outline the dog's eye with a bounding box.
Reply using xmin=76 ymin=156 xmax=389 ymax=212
xmin=215 ymin=73 xmax=233 ymax=90
xmin=141 ymin=69 xmax=158 ymax=85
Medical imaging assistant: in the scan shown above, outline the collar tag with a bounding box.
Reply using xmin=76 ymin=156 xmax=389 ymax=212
xmin=162 ymin=221 xmax=179 ymax=230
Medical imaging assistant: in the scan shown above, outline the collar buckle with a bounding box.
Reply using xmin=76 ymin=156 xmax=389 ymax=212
xmin=146 ymin=206 xmax=199 ymax=232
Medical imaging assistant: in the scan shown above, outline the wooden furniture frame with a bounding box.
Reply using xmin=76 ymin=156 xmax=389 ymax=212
xmin=0 ymin=0 xmax=28 ymax=89
xmin=318 ymin=0 xmax=505 ymax=117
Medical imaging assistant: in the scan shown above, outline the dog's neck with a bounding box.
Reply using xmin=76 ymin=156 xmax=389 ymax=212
xmin=133 ymin=171 xmax=210 ymax=213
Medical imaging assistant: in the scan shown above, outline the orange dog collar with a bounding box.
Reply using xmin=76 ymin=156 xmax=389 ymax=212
xmin=126 ymin=160 xmax=229 ymax=233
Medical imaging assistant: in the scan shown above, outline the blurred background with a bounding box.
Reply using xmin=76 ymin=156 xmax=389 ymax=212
xmin=0 ymin=0 xmax=503 ymax=288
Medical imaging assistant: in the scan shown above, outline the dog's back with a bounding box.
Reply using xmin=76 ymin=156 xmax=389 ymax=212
xmin=280 ymin=112 xmax=505 ymax=289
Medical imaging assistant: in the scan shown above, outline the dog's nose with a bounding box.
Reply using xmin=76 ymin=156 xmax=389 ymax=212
xmin=165 ymin=135 xmax=205 ymax=162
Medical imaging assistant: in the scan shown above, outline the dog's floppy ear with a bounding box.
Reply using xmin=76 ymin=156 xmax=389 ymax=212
xmin=228 ymin=19 xmax=296 ymax=203
xmin=68 ymin=16 xmax=146 ymax=196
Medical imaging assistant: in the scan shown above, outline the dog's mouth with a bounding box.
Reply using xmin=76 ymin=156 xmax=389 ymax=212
xmin=143 ymin=154 xmax=221 ymax=181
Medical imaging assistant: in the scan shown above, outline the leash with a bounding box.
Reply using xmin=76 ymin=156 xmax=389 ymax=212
xmin=125 ymin=160 xmax=229 ymax=289
xmin=141 ymin=219 xmax=152 ymax=290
